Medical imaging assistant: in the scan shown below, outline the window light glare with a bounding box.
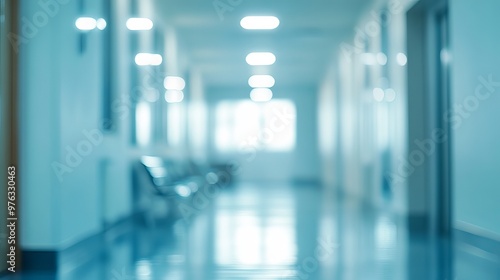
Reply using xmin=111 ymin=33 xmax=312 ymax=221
xmin=240 ymin=16 xmax=280 ymax=30
xmin=248 ymin=75 xmax=275 ymax=88
xmin=135 ymin=53 xmax=163 ymax=66
xmin=164 ymin=76 xmax=186 ymax=91
xmin=246 ymin=52 xmax=276 ymax=66
xmin=250 ymin=88 xmax=273 ymax=102
xmin=165 ymin=90 xmax=184 ymax=103
xmin=126 ymin=18 xmax=154 ymax=30
xmin=75 ymin=17 xmax=97 ymax=31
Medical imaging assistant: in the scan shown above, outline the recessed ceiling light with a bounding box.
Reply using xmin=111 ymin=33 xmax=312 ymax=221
xmin=126 ymin=18 xmax=153 ymax=30
xmin=240 ymin=16 xmax=280 ymax=30
xmin=96 ymin=18 xmax=107 ymax=30
xmin=250 ymin=88 xmax=273 ymax=102
xmin=246 ymin=52 xmax=276 ymax=66
xmin=385 ymin=88 xmax=396 ymax=102
xmin=164 ymin=76 xmax=186 ymax=90
xmin=135 ymin=53 xmax=162 ymax=66
xmin=396 ymin=52 xmax=407 ymax=66
xmin=377 ymin=53 xmax=387 ymax=65
xmin=248 ymin=75 xmax=275 ymax=88
xmin=164 ymin=90 xmax=184 ymax=103
xmin=75 ymin=17 xmax=97 ymax=31
xmin=373 ymin=88 xmax=385 ymax=102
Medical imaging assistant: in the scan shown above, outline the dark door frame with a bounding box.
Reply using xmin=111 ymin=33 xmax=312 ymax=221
xmin=406 ymin=0 xmax=451 ymax=237
xmin=1 ymin=0 xmax=20 ymax=274
xmin=406 ymin=0 xmax=453 ymax=279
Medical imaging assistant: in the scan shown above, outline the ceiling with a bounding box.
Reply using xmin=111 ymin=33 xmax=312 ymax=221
xmin=153 ymin=0 xmax=374 ymax=89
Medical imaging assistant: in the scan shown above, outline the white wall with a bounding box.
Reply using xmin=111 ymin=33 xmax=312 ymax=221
xmin=19 ymin=0 xmax=137 ymax=250
xmin=19 ymin=0 xmax=62 ymax=249
xmin=19 ymin=0 xmax=200 ymax=251
xmin=450 ymin=0 xmax=500 ymax=236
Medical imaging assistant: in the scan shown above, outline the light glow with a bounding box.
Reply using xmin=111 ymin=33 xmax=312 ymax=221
xmin=164 ymin=76 xmax=186 ymax=91
xmin=165 ymin=90 xmax=184 ymax=103
xmin=96 ymin=18 xmax=107 ymax=30
xmin=215 ymin=100 xmax=296 ymax=152
xmin=385 ymin=88 xmax=396 ymax=102
xmin=75 ymin=17 xmax=97 ymax=31
xmin=246 ymin=52 xmax=276 ymax=66
xmin=240 ymin=16 xmax=280 ymax=30
xmin=135 ymin=53 xmax=163 ymax=66
xmin=377 ymin=53 xmax=387 ymax=65
xmin=135 ymin=102 xmax=152 ymax=146
xmin=250 ymin=88 xmax=273 ymax=102
xmin=248 ymin=75 xmax=275 ymax=88
xmin=141 ymin=156 xmax=163 ymax=167
xmin=441 ymin=49 xmax=451 ymax=64
xmin=373 ymin=88 xmax=385 ymax=102
xmin=126 ymin=18 xmax=154 ymax=30
xmin=175 ymin=185 xmax=192 ymax=197
xmin=396 ymin=52 xmax=407 ymax=66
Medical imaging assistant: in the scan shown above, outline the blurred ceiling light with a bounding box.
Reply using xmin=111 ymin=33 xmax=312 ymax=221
xmin=250 ymin=88 xmax=273 ymax=102
xmin=135 ymin=53 xmax=162 ymax=66
xmin=126 ymin=18 xmax=154 ymax=30
xmin=165 ymin=90 xmax=184 ymax=103
xmin=377 ymin=53 xmax=388 ymax=65
xmin=205 ymin=172 xmax=219 ymax=184
xmin=240 ymin=16 xmax=280 ymax=30
xmin=440 ymin=49 xmax=451 ymax=64
xmin=75 ymin=17 xmax=97 ymax=30
xmin=384 ymin=88 xmax=396 ymax=102
xmin=175 ymin=185 xmax=192 ymax=197
xmin=248 ymin=75 xmax=275 ymax=88
xmin=164 ymin=76 xmax=186 ymax=91
xmin=373 ymin=88 xmax=385 ymax=102
xmin=396 ymin=52 xmax=407 ymax=66
xmin=246 ymin=52 xmax=276 ymax=66
xmin=96 ymin=18 xmax=107 ymax=30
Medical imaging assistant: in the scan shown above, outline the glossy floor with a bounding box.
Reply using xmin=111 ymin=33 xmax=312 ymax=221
xmin=3 ymin=183 xmax=500 ymax=279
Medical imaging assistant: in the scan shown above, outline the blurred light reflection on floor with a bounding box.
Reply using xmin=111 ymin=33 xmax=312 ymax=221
xmin=3 ymin=183 xmax=500 ymax=279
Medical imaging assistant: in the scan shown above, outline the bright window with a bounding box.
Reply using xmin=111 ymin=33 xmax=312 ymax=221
xmin=167 ymin=103 xmax=185 ymax=147
xmin=215 ymin=99 xmax=296 ymax=152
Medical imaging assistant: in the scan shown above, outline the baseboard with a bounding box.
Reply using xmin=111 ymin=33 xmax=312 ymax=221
xmin=21 ymin=215 xmax=134 ymax=272
xmin=21 ymin=250 xmax=58 ymax=271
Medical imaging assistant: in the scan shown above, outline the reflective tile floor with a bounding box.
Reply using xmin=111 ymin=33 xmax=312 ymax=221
xmin=2 ymin=183 xmax=500 ymax=279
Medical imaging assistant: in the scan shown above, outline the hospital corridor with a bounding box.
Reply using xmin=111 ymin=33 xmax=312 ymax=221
xmin=1 ymin=0 xmax=500 ymax=279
